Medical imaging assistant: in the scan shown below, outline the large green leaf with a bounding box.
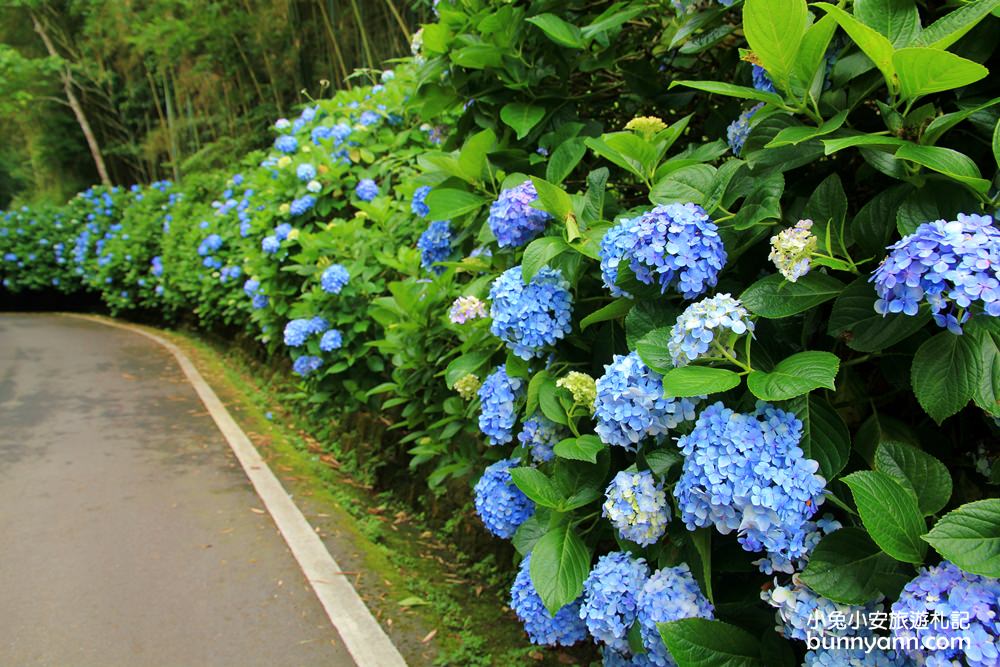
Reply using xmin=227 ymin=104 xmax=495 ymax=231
xmin=530 ymin=523 xmax=591 ymax=615
xmin=580 ymin=298 xmax=633 ymax=331
xmin=875 ymin=441 xmax=952 ymax=516
xmin=636 ymin=328 xmax=674 ymax=375
xmin=662 ymin=366 xmax=741 ymax=398
xmin=894 ymin=48 xmax=990 ymax=101
xmin=553 ymin=435 xmax=606 ymax=464
xmin=650 ymin=164 xmax=716 ymax=206
xmin=993 ymin=119 xmax=1000 ymax=171
xmin=659 ymin=618 xmax=763 ymax=667
xmin=827 ymin=278 xmax=931 ymax=352
xmin=972 ymin=320 xmax=1000 ymax=417
xmin=855 ymin=0 xmax=920 ymax=46
xmin=500 ymin=102 xmax=546 ymax=140
xmin=546 ymin=138 xmax=587 ymax=185
xmin=526 ymin=13 xmax=585 ymax=48
xmin=425 ymin=188 xmax=488 ymax=219
xmin=747 ymin=351 xmax=840 ymax=401
xmin=924 ymin=499 xmax=1000 ymax=578
xmin=626 ymin=301 xmax=678 ymax=349
xmin=510 ymin=467 xmax=565 ymax=509
xmin=911 ymin=331 xmax=981 ymax=424
xmin=790 ymin=15 xmax=838 ymax=96
xmin=800 ymin=528 xmax=895 ymax=604
xmin=914 ymin=0 xmax=1000 ymax=49
xmin=669 ymin=80 xmax=785 ymax=105
xmin=741 ymin=272 xmax=845 ymax=319
xmin=895 ymin=144 xmax=991 ymax=193
xmin=786 ymin=395 xmax=850 ymax=481
xmin=765 ymin=110 xmax=848 ymax=148
xmin=814 ymin=3 xmax=897 ymax=91
xmin=743 ymin=0 xmax=808 ymax=91
xmin=522 ymin=237 xmax=570 ymax=282
xmin=843 ymin=471 xmax=927 ymax=563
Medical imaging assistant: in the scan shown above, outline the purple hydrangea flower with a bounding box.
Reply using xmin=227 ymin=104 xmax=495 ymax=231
xmin=489 ymin=266 xmax=573 ymax=360
xmin=510 ymin=554 xmax=588 ymax=646
xmin=488 ymin=180 xmax=551 ymax=248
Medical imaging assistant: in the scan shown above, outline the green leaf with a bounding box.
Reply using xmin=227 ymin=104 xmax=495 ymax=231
xmin=645 ymin=448 xmax=684 ymax=477
xmin=802 ymin=173 xmax=848 ymax=257
xmin=790 ymin=15 xmax=838 ymax=96
xmin=510 ymin=467 xmax=566 ymax=509
xmin=822 ymin=134 xmax=907 ymax=155
xmin=895 ymin=144 xmax=991 ymax=193
xmin=911 ymin=331 xmax=981 ymax=424
xmin=914 ymin=0 xmax=1000 ymax=49
xmin=747 ymin=351 xmax=840 ymax=401
xmin=875 ymin=440 xmax=952 ymax=516
xmin=659 ymin=618 xmax=763 ymax=667
xmin=743 ymin=0 xmax=808 ymax=91
xmin=827 ymin=278 xmax=932 ymax=352
xmin=526 ymin=369 xmax=550 ymax=416
xmin=425 ymin=188 xmax=488 ymax=219
xmin=972 ymin=320 xmax=1000 ymax=417
xmin=852 ymin=185 xmax=911 ymax=257
xmin=501 ymin=102 xmax=546 ymax=140
xmin=529 ymin=523 xmax=591 ymax=615
xmin=731 ymin=172 xmax=784 ymax=230
xmin=529 ymin=176 xmax=574 ymax=220
xmin=993 ymin=119 xmax=1000 ymax=171
xmin=539 ymin=377 xmax=569 ymax=425
xmin=580 ymin=298 xmax=633 ymax=331
xmin=669 ymin=80 xmax=785 ymax=105
xmin=450 ymin=44 xmax=503 ymax=69
xmin=505 ymin=351 xmax=529 ymax=379
xmin=546 ymin=138 xmax=587 ymax=185
xmin=522 ymin=237 xmax=570 ymax=282
xmin=800 ymin=528 xmax=894 ymax=604
xmin=741 ymin=272 xmax=845 ymax=319
xmin=894 ymin=48 xmax=990 ymax=101
xmin=765 ymin=110 xmax=849 ymax=148
xmin=787 ymin=395 xmax=850 ymax=481
xmin=636 ymin=328 xmax=674 ymax=375
xmin=458 ymin=129 xmax=496 ymax=183
xmin=444 ymin=351 xmax=492 ymax=388
xmin=581 ymin=5 xmax=647 ymax=37
xmin=855 ymin=0 xmax=920 ymax=46
xmin=924 ymin=499 xmax=1000 ymax=577
xmin=650 ymin=164 xmax=716 ymax=206
xmin=662 ymin=366 xmax=741 ymax=398
xmin=814 ymin=3 xmax=897 ymax=91
xmin=923 ymin=96 xmax=1000 ymax=146
xmin=513 ymin=511 xmax=549 ymax=556
xmin=554 ymin=435 xmax=606 ymax=463
xmin=526 ymin=13 xmax=585 ymax=48
xmin=843 ymin=470 xmax=928 ymax=563
xmin=625 ymin=301 xmax=678 ymax=349
xmin=896 ymin=183 xmax=979 ymax=236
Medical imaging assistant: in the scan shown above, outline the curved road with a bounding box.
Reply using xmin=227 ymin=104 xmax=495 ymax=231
xmin=0 ymin=313 xmax=353 ymax=667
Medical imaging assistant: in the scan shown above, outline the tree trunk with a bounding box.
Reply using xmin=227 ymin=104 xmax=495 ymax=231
xmin=31 ymin=13 xmax=111 ymax=187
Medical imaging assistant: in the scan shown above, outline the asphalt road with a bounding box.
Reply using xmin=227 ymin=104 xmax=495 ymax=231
xmin=0 ymin=313 xmax=354 ymax=667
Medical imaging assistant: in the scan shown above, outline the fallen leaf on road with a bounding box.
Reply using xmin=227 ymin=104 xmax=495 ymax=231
xmin=421 ymin=629 xmax=437 ymax=644
xmin=249 ymin=507 xmax=265 ymax=514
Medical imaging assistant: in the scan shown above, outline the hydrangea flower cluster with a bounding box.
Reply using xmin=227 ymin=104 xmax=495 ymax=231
xmin=296 ymin=163 xmax=316 ymax=181
xmin=675 ymin=402 xmax=827 ymax=569
xmin=197 ymin=233 xmax=222 ymax=256
xmin=487 ymin=180 xmax=551 ymax=248
xmin=262 ymin=236 xmax=281 ymax=254
xmin=602 ymin=649 xmax=657 ymax=667
xmin=488 ymin=266 xmax=573 ymax=360
xmin=454 ymin=373 xmax=481 ymax=400
xmin=557 ymin=371 xmax=597 ymax=409
xmin=320 ymin=264 xmax=350 ymax=294
xmin=292 ymin=355 xmax=323 ymax=377
xmin=636 ymin=564 xmax=714 ymax=667
xmin=289 ymin=195 xmax=316 ymax=216
xmin=411 ymin=185 xmax=431 ymax=217
xmin=244 ymin=278 xmax=269 ymax=309
xmin=449 ymin=295 xmax=486 ymax=323
xmin=755 ymin=514 xmax=841 ymax=575
xmin=580 ymin=552 xmax=650 ymax=652
xmin=355 ymin=178 xmax=379 ymax=202
xmin=473 ymin=458 xmax=535 ymax=539
xmin=769 ymin=219 xmax=816 ymax=282
xmin=752 ymin=64 xmax=776 ymax=93
xmin=274 ymin=135 xmax=298 ymax=153
xmin=599 ymin=203 xmax=726 ymax=299
xmin=603 ymin=470 xmax=671 ymax=546
xmin=283 ymin=316 xmax=328 ymax=348
xmin=319 ymin=329 xmax=343 ymax=351
xmin=667 ymin=294 xmax=755 ymax=366
xmin=764 ymin=573 xmax=879 ymax=641
xmin=517 ymin=412 xmax=564 ymax=463
xmin=891 ymin=561 xmax=1000 ymax=667
xmin=593 ymin=352 xmax=699 ymax=449
xmin=727 ymin=103 xmax=764 ymax=156
xmin=477 ymin=365 xmax=524 ymax=445
xmin=871 ymin=213 xmax=1000 ymax=333
xmin=417 ymin=220 xmax=451 ymax=274
xmin=510 ymin=554 xmax=588 ymax=646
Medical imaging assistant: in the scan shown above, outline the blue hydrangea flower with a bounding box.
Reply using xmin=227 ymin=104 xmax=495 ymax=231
xmin=764 ymin=572 xmax=880 ymax=642
xmin=603 ymin=470 xmax=671 ymax=546
xmin=308 ymin=316 xmax=329 ymax=334
xmin=319 ymin=329 xmax=343 ymax=352
xmin=489 ymin=266 xmax=573 ymax=360
xmin=262 ymin=236 xmax=280 ymax=254
xmin=274 ymin=223 xmax=293 ymax=241
xmin=603 ymin=648 xmax=657 ymax=667
xmin=293 ymin=355 xmax=323 ymax=377
xmin=727 ymin=103 xmax=764 ymax=156
xmin=151 ymin=256 xmax=163 ymax=277
xmin=296 ymin=163 xmax=317 ymax=181
xmin=517 ymin=412 xmax=564 ymax=463
xmin=417 ymin=220 xmax=452 ymax=274
xmin=244 ymin=278 xmax=268 ymax=309
xmin=675 ymin=402 xmax=827 ymax=569
xmin=473 ymin=458 xmax=534 ymax=539
xmin=320 ymin=264 xmax=350 ymax=294
xmin=755 ymin=514 xmax=841 ymax=575
xmin=636 ymin=564 xmax=714 ymax=667
xmin=804 ymin=648 xmax=912 ymax=667
xmin=355 ymin=178 xmax=379 ymax=202
xmin=598 ymin=204 xmax=726 ymax=299
xmin=488 ymin=180 xmax=551 ymax=248
xmin=412 ymin=185 xmax=431 ymax=217
xmin=891 ymin=561 xmax=1000 ymax=667
xmin=871 ymin=213 xmax=1000 ymax=333
xmin=510 ymin=554 xmax=588 ymax=646
xmin=284 ymin=319 xmax=314 ymax=347
xmin=274 ymin=135 xmax=298 ymax=154
xmin=580 ymin=552 xmax=650 ymax=652
xmin=198 ymin=234 xmax=222 ymax=256
xmin=359 ymin=110 xmax=380 ymax=126
xmin=752 ymin=64 xmax=776 ymax=93
xmin=290 ymin=195 xmax=316 ymax=216
xmin=593 ymin=352 xmax=700 ymax=449
xmin=668 ymin=294 xmax=755 ymax=366
xmin=477 ymin=365 xmax=524 ymax=445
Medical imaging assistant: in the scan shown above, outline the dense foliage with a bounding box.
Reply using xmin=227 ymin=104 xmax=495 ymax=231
xmin=4 ymin=0 xmax=1000 ymax=664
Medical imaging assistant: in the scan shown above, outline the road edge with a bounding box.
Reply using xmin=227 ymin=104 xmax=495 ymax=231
xmin=63 ymin=313 xmax=408 ymax=667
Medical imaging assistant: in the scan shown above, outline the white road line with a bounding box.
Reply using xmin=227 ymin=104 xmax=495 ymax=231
xmin=64 ymin=314 xmax=408 ymax=667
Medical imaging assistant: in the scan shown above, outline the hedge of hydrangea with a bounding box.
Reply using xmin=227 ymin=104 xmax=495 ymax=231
xmin=3 ymin=0 xmax=1000 ymax=664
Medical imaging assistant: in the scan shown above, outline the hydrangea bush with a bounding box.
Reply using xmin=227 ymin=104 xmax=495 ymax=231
xmin=3 ymin=0 xmax=1000 ymax=664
